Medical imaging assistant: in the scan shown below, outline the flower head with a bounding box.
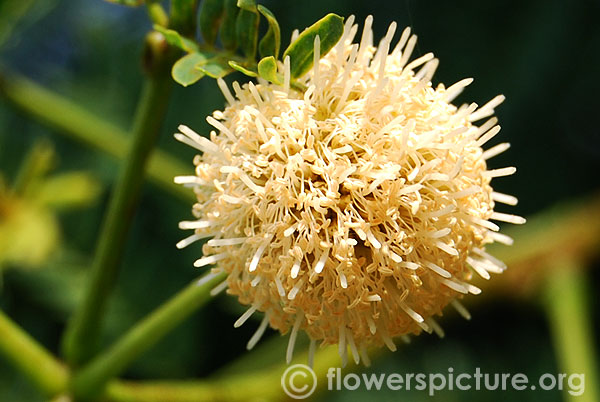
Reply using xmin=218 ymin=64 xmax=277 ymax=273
xmin=176 ymin=15 xmax=524 ymax=365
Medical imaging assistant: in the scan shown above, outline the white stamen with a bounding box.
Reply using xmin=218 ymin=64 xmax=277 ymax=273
xmin=221 ymin=194 xmax=244 ymax=204
xmin=287 ymin=279 xmax=304 ymax=300
xmin=284 ymin=223 xmax=297 ymax=237
xmin=338 ymin=325 xmax=347 ymax=367
xmin=467 ymin=256 xmax=491 ymax=280
xmin=176 ymin=125 xmax=219 ymax=153
xmin=248 ymin=235 xmax=272 ymax=272
xmin=195 ymin=271 xmax=220 ymax=287
xmin=346 ymin=328 xmax=360 ymax=365
xmin=206 ymin=116 xmax=237 ymax=143
xmin=435 ymin=241 xmax=459 ymax=256
xmin=452 ymin=186 xmax=481 ymax=198
xmin=469 ymin=95 xmax=505 ymax=121
xmin=491 ymin=212 xmax=526 ymax=224
xmin=286 ymin=314 xmax=303 ymax=364
xmin=179 ymin=220 xmax=214 ymax=230
xmin=174 ymin=176 xmax=208 ymax=186
xmin=440 ymin=278 xmax=468 ymax=294
xmin=247 ymin=315 xmax=269 ymax=350
xmin=251 ymin=275 xmax=261 ymax=287
xmin=399 ymin=35 xmax=417 ymax=68
xmin=470 ymin=216 xmax=500 ymax=232
xmin=475 ymin=125 xmax=501 ymax=147
xmin=366 ymin=230 xmax=381 ymax=249
xmin=427 ymin=318 xmax=445 ymax=338
xmin=424 ymin=261 xmax=452 ymax=278
xmin=313 ymin=35 xmax=320 ymax=91
xmin=451 ymin=299 xmax=471 ymax=320
xmin=283 ymin=55 xmax=291 ymax=93
xmin=194 ymin=252 xmax=227 ymax=267
xmin=217 ymin=78 xmax=235 ymax=105
xmin=483 ymin=142 xmax=511 ymax=160
xmin=308 ymin=339 xmax=317 ymax=368
xmin=445 ymin=78 xmax=473 ymax=102
xmin=209 ymin=280 xmax=228 ymax=296
xmin=234 ymin=305 xmax=258 ymax=328
xmin=339 ymin=270 xmax=348 ymax=288
xmin=399 ymin=261 xmax=419 ymax=270
xmin=314 ymin=249 xmax=328 ymax=273
xmin=400 ymin=303 xmax=424 ymax=323
xmin=359 ymin=346 xmax=371 ymax=367
xmin=381 ymin=333 xmax=397 ymax=352
xmin=488 ymin=231 xmax=514 ymax=245
xmin=291 ymin=259 xmax=301 ymax=279
xmin=207 ymin=237 xmax=246 ymax=247
xmin=176 ymin=233 xmax=204 ymax=249
xmin=491 ymin=191 xmax=518 ymax=206
xmin=274 ymin=275 xmax=286 ymax=297
xmin=426 ymin=228 xmax=451 ymax=238
xmin=367 ymin=317 xmax=377 ymax=335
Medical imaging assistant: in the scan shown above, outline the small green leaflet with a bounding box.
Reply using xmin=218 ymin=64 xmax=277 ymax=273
xmin=283 ymin=13 xmax=344 ymax=79
xmin=172 ymin=53 xmax=207 ymax=87
xmin=257 ymin=56 xmax=282 ymax=85
xmin=153 ymin=25 xmax=198 ymax=53
xmin=257 ymin=5 xmax=280 ymax=59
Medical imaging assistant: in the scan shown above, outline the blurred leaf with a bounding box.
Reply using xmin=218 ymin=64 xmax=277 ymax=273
xmin=0 ymin=199 xmax=59 ymax=268
xmin=236 ymin=0 xmax=255 ymax=11
xmin=197 ymin=58 xmax=233 ymax=78
xmin=172 ymin=53 xmax=208 ymax=86
xmin=12 ymin=139 xmax=55 ymax=197
xmin=228 ymin=60 xmax=257 ymax=77
xmin=235 ymin=0 xmax=259 ymax=60
xmin=36 ymin=172 xmax=102 ymax=210
xmin=153 ymin=25 xmax=198 ymax=53
xmin=257 ymin=5 xmax=280 ymax=59
xmin=283 ymin=13 xmax=344 ymax=79
xmin=219 ymin=0 xmax=239 ymax=51
xmin=169 ymin=0 xmax=197 ymax=35
xmin=257 ymin=56 xmax=281 ymax=85
xmin=104 ymin=0 xmax=144 ymax=6
xmin=199 ymin=0 xmax=224 ymax=46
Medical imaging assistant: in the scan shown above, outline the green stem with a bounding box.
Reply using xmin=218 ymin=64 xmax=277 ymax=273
xmin=0 ymin=70 xmax=193 ymax=202
xmin=0 ymin=309 xmax=68 ymax=397
xmin=543 ymin=260 xmax=599 ymax=402
xmin=62 ymin=65 xmax=174 ymax=367
xmin=71 ymin=272 xmax=226 ymax=400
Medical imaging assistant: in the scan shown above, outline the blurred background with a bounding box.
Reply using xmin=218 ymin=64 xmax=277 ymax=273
xmin=0 ymin=0 xmax=599 ymax=401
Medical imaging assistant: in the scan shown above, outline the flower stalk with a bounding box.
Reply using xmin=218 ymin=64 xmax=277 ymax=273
xmin=61 ymin=35 xmax=177 ymax=367
xmin=0 ymin=70 xmax=192 ymax=202
xmin=544 ymin=259 xmax=599 ymax=402
xmin=0 ymin=309 xmax=69 ymax=397
xmin=71 ymin=272 xmax=225 ymax=400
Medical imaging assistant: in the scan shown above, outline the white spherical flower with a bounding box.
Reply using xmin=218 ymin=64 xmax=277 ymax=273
xmin=175 ymin=15 xmax=524 ymax=366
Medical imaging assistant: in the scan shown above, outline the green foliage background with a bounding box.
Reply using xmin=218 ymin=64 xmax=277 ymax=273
xmin=0 ymin=0 xmax=598 ymax=401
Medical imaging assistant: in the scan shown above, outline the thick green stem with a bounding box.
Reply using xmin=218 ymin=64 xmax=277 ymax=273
xmin=0 ymin=70 xmax=192 ymax=202
xmin=544 ymin=260 xmax=599 ymax=402
xmin=71 ymin=272 xmax=225 ymax=400
xmin=0 ymin=309 xmax=69 ymax=397
xmin=62 ymin=65 xmax=174 ymax=367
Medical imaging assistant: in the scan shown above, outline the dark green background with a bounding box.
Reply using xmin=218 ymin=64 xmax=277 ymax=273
xmin=0 ymin=0 xmax=598 ymax=400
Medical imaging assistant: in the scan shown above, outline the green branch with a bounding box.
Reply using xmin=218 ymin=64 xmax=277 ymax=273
xmin=104 ymin=342 xmax=350 ymax=402
xmin=544 ymin=260 xmax=599 ymax=402
xmin=62 ymin=50 xmax=176 ymax=367
xmin=0 ymin=70 xmax=193 ymax=202
xmin=71 ymin=272 xmax=226 ymax=400
xmin=0 ymin=309 xmax=68 ymax=397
